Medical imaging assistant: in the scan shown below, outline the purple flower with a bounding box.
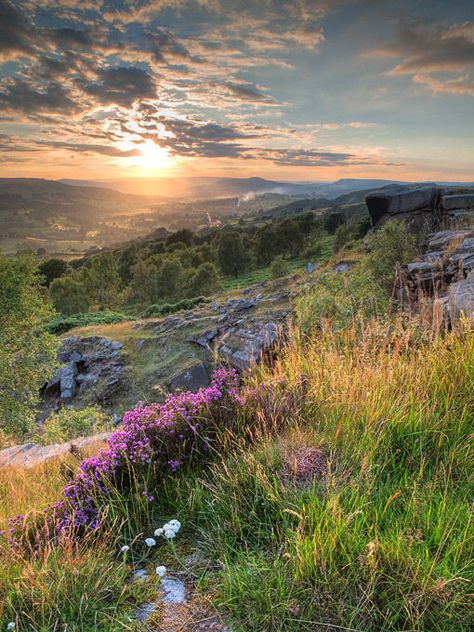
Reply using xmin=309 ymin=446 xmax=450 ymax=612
xmin=6 ymin=368 xmax=242 ymax=541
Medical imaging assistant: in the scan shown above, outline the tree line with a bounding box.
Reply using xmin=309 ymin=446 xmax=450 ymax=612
xmin=41 ymin=211 xmax=356 ymax=315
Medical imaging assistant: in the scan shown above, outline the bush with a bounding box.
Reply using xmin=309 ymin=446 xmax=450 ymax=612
xmin=37 ymin=406 xmax=113 ymax=445
xmin=270 ymin=257 xmax=290 ymax=279
xmin=46 ymin=311 xmax=130 ymax=334
xmin=0 ymin=254 xmax=58 ymax=438
xmin=365 ymin=220 xmax=418 ymax=289
xmin=142 ymin=295 xmax=210 ymax=318
xmin=296 ymin=264 xmax=390 ymax=333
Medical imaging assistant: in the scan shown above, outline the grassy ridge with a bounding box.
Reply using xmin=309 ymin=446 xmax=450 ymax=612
xmin=1 ymin=317 xmax=473 ymax=629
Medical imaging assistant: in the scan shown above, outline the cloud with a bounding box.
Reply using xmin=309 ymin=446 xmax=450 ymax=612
xmin=366 ymin=20 xmax=474 ymax=96
xmin=218 ymin=81 xmax=276 ymax=103
xmin=253 ymin=147 xmax=355 ymax=166
xmin=78 ymin=67 xmax=158 ymax=107
xmin=0 ymin=0 xmax=35 ymax=59
xmin=0 ymin=79 xmax=78 ymax=114
xmin=412 ymin=73 xmax=474 ymax=96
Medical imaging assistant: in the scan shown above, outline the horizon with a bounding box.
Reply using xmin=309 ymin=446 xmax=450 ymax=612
xmin=1 ymin=0 xmax=473 ymax=182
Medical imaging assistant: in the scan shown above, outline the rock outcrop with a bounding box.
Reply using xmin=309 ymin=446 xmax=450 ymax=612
xmin=366 ymin=184 xmax=474 ymax=230
xmin=43 ymin=336 xmax=126 ymax=410
xmin=399 ymin=228 xmax=474 ymax=324
xmin=0 ymin=432 xmax=112 ymax=469
xmin=170 ymin=361 xmax=209 ymax=392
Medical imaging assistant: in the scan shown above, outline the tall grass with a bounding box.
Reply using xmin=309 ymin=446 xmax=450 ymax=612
xmin=187 ymin=319 xmax=474 ymax=631
xmin=0 ymin=528 xmax=142 ymax=631
xmin=1 ymin=316 xmax=472 ymax=630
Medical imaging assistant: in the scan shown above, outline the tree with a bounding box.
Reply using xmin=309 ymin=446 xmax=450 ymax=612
xmin=157 ymin=257 xmax=184 ymax=300
xmin=254 ymin=225 xmax=279 ymax=265
xmin=324 ymin=212 xmax=346 ymax=234
xmin=39 ymin=258 xmax=69 ymax=286
xmin=187 ymin=262 xmax=220 ymax=296
xmin=166 ymin=228 xmax=195 ymax=247
xmin=0 ymin=254 xmax=58 ymax=439
xmin=130 ymin=258 xmax=160 ymax=304
xmin=217 ymin=231 xmax=249 ymax=277
xmin=275 ymin=218 xmax=305 ymax=256
xmin=83 ymin=253 xmax=121 ymax=309
xmin=295 ymin=211 xmax=315 ymax=238
xmin=50 ymin=275 xmax=90 ymax=315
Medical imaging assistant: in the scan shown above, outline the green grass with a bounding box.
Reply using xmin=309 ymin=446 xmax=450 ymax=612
xmin=1 ymin=309 xmax=472 ymax=629
xmin=183 ymin=322 xmax=473 ymax=631
xmin=221 ymin=233 xmax=335 ymax=291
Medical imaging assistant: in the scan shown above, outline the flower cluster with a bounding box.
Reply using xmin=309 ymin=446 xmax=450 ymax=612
xmin=154 ymin=519 xmax=181 ymax=539
xmin=8 ymin=368 xmax=241 ymax=541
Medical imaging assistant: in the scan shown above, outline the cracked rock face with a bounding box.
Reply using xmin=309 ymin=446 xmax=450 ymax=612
xmin=400 ymin=226 xmax=474 ymax=324
xmin=43 ymin=336 xmax=126 ymax=409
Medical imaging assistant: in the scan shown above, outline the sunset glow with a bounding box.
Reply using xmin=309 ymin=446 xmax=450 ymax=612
xmin=128 ymin=140 xmax=172 ymax=172
xmin=0 ymin=1 xmax=472 ymax=182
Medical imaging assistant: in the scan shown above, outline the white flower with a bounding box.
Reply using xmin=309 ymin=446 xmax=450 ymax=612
xmin=154 ymin=528 xmax=163 ymax=537
xmin=155 ymin=565 xmax=167 ymax=577
xmin=163 ymin=528 xmax=176 ymax=539
xmin=7 ymin=624 xmax=15 ymax=631
xmin=145 ymin=537 xmax=156 ymax=547
xmin=120 ymin=545 xmax=130 ymax=553
xmin=167 ymin=519 xmax=181 ymax=532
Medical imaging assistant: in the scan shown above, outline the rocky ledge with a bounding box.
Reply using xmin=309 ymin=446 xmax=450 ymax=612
xmin=0 ymin=432 xmax=112 ymax=469
xmin=366 ymin=184 xmax=474 ymax=230
xmin=42 ymin=336 xmax=126 ymax=411
xmin=399 ymin=227 xmax=474 ymax=323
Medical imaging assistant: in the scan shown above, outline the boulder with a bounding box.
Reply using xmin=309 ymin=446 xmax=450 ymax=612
xmin=366 ymin=186 xmax=438 ymax=224
xmin=170 ymin=361 xmax=209 ymax=392
xmin=448 ymin=270 xmax=474 ymax=322
xmin=218 ymin=321 xmax=279 ymax=371
xmin=442 ymin=194 xmax=474 ymax=211
xmin=0 ymin=432 xmax=112 ymax=469
xmin=43 ymin=336 xmax=126 ymax=410
xmin=427 ymin=230 xmax=472 ymax=252
xmin=60 ymin=360 xmax=78 ymax=400
xmin=333 ymin=260 xmax=355 ymax=273
xmin=405 ymin=259 xmax=444 ymax=286
xmin=447 ymin=237 xmax=474 ymax=274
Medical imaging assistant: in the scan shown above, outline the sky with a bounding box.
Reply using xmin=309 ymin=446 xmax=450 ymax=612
xmin=0 ymin=0 xmax=473 ymax=183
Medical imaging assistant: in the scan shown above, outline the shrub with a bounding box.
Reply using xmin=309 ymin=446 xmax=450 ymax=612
xmin=270 ymin=257 xmax=290 ymax=279
xmin=8 ymin=368 xmax=243 ymax=540
xmin=296 ymin=264 xmax=390 ymax=333
xmin=0 ymin=254 xmax=58 ymax=438
xmin=365 ymin=219 xmax=418 ymax=289
xmin=142 ymin=295 xmax=210 ymax=318
xmin=36 ymin=406 xmax=113 ymax=445
xmin=46 ymin=311 xmax=130 ymax=334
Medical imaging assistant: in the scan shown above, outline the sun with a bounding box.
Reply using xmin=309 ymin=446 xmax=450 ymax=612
xmin=137 ymin=140 xmax=172 ymax=169
xmin=121 ymin=139 xmax=172 ymax=171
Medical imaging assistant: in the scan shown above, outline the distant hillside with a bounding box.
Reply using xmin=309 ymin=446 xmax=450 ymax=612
xmin=0 ymin=178 xmax=153 ymax=255
xmin=60 ymin=176 xmax=411 ymax=200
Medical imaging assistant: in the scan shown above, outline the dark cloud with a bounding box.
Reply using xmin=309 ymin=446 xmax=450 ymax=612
xmin=367 ymin=20 xmax=474 ymax=95
xmin=253 ymin=147 xmax=355 ymax=166
xmin=0 ymin=0 xmax=35 ymax=59
xmin=46 ymin=26 xmax=94 ymax=48
xmin=0 ymin=80 xmax=77 ymax=114
xmin=42 ymin=140 xmax=142 ymax=157
xmin=217 ymin=81 xmax=276 ymax=103
xmin=78 ymin=66 xmax=157 ymax=107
